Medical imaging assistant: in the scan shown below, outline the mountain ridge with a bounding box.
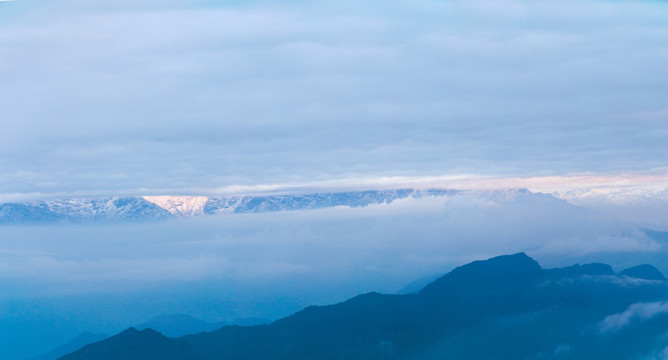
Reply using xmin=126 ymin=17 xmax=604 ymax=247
xmin=58 ymin=253 xmax=668 ymax=360
xmin=0 ymin=188 xmax=569 ymax=225
xmin=0 ymin=188 xmax=464 ymax=224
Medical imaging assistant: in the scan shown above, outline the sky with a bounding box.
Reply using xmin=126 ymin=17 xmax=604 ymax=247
xmin=1 ymin=1 xmax=668 ymax=359
xmin=0 ymin=0 xmax=667 ymax=199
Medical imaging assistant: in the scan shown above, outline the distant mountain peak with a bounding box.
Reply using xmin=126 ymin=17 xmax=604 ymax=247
xmin=419 ymin=253 xmax=542 ymax=297
xmin=119 ymin=327 xmax=142 ymax=335
xmin=619 ymin=264 xmax=666 ymax=281
xmin=60 ymin=327 xmax=198 ymax=360
xmin=142 ymin=196 xmax=209 ymax=216
xmin=545 ymin=263 xmax=616 ymax=279
xmin=135 ymin=314 xmax=226 ymax=337
xmin=440 ymin=252 xmax=541 ymax=279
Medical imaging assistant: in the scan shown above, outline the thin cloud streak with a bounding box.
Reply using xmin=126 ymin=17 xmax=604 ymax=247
xmin=2 ymin=172 xmax=668 ymax=203
xmin=599 ymin=301 xmax=668 ymax=334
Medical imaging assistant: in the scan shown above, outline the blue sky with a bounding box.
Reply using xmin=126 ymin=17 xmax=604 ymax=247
xmin=0 ymin=0 xmax=667 ymax=199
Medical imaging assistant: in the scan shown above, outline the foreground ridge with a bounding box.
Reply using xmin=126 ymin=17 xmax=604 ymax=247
xmin=60 ymin=253 xmax=668 ymax=360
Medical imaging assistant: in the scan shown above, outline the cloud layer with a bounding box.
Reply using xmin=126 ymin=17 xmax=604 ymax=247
xmin=0 ymin=193 xmax=662 ymax=296
xmin=1 ymin=0 xmax=667 ymax=197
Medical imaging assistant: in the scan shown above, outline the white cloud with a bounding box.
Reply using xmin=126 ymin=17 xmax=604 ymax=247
xmin=599 ymin=301 xmax=668 ymax=333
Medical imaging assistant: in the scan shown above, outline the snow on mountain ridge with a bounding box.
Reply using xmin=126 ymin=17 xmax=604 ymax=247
xmin=142 ymin=196 xmax=209 ymax=216
xmin=0 ymin=188 xmax=576 ymax=224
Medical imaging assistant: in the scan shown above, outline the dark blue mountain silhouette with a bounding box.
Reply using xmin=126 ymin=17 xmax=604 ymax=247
xmin=134 ymin=314 xmax=226 ymax=338
xmin=59 ymin=253 xmax=668 ymax=360
xmin=619 ymin=264 xmax=667 ymax=280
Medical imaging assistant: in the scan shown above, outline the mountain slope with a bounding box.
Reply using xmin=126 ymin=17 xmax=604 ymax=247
xmin=27 ymin=332 xmax=108 ymax=360
xmin=0 ymin=197 xmax=173 ymax=224
xmin=59 ymin=253 xmax=668 ymax=360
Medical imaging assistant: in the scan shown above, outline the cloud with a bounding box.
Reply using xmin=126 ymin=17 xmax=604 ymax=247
xmin=599 ymin=301 xmax=668 ymax=333
xmin=533 ymin=232 xmax=661 ymax=257
xmin=641 ymin=346 xmax=668 ymax=360
xmin=0 ymin=0 xmax=667 ymax=197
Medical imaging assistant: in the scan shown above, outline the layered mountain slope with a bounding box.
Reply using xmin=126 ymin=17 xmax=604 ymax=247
xmin=60 ymin=254 xmax=668 ymax=360
xmin=28 ymin=332 xmax=108 ymax=360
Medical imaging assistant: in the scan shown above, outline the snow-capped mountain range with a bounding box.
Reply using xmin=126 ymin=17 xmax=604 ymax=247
xmin=0 ymin=189 xmax=463 ymax=224
xmin=2 ymin=185 xmax=665 ymax=225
